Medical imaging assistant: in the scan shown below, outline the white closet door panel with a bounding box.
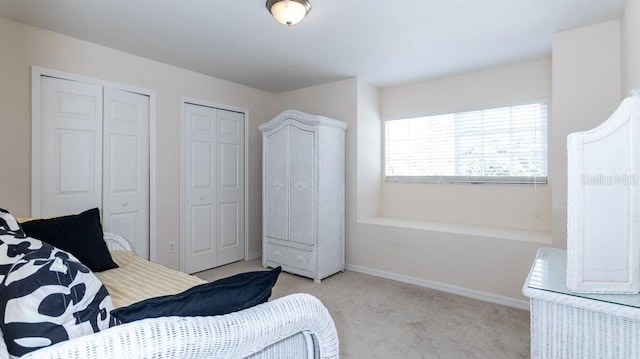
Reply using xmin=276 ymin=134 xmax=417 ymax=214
xmin=103 ymin=87 xmax=150 ymax=259
xmin=40 ymin=77 xmax=103 ymax=217
xmin=288 ymin=126 xmax=315 ymax=246
xmin=219 ymin=202 xmax=239 ymax=247
xmin=190 ymin=204 xmax=214 ymax=254
xmin=264 ymin=127 xmax=289 ymax=241
xmin=191 ymin=142 xmax=213 ymax=188
xmin=108 ymin=212 xmax=138 ymax=243
xmin=216 ymin=109 xmax=244 ymax=265
xmin=108 ymin=134 xmax=139 ymax=190
xmin=220 ymin=144 xmax=238 ymax=188
xmin=58 ymin=130 xmax=96 ymax=193
xmin=184 ymin=104 xmax=217 ymax=273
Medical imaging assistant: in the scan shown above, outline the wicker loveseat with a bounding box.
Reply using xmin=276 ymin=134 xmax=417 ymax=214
xmin=0 ymin=232 xmax=339 ymax=359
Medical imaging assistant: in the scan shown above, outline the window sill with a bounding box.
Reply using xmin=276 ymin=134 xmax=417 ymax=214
xmin=358 ymin=217 xmax=552 ymax=244
xmin=385 ymin=176 xmax=548 ymax=185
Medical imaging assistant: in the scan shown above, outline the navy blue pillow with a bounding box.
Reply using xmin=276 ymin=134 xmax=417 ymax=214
xmin=20 ymin=208 xmax=118 ymax=272
xmin=111 ymin=267 xmax=282 ymax=323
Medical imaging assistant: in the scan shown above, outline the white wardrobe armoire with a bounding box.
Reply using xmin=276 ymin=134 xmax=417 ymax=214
xmin=260 ymin=110 xmax=347 ymax=283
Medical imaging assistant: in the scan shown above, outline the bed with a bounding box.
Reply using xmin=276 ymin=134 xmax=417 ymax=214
xmin=0 ymin=228 xmax=339 ymax=359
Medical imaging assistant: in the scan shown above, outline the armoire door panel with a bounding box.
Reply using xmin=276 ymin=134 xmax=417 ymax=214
xmin=40 ymin=77 xmax=103 ymax=217
xmin=288 ymin=126 xmax=315 ymax=246
xmin=264 ymin=127 xmax=289 ymax=241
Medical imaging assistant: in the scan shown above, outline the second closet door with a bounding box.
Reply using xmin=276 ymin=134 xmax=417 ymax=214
xmin=183 ymin=103 xmax=245 ymax=274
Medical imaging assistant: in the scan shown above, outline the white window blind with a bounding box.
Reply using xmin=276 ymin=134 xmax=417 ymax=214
xmin=385 ymin=102 xmax=548 ymax=184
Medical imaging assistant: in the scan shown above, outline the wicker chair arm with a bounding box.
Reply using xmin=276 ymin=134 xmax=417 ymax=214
xmin=103 ymin=232 xmax=134 ymax=252
xmin=21 ymin=293 xmax=339 ymax=359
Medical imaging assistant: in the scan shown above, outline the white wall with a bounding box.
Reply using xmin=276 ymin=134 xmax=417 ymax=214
xmin=623 ymin=0 xmax=640 ymax=94
xmin=356 ymin=80 xmax=382 ymax=220
xmin=550 ymin=20 xmax=622 ymax=248
xmin=276 ymin=80 xmax=358 ymax=122
xmin=381 ymin=59 xmax=552 ymax=231
xmin=0 ymin=18 xmax=276 ymax=269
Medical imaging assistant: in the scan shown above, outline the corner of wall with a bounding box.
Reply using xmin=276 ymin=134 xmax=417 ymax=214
xmin=622 ymin=0 xmax=640 ymax=95
xmin=551 ymin=19 xmax=623 ymax=248
xmin=356 ymin=80 xmax=382 ymax=220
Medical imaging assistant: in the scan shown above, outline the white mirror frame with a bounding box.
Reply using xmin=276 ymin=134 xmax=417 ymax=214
xmin=567 ymin=89 xmax=640 ymax=293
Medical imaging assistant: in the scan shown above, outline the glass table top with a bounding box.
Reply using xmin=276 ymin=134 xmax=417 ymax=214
xmin=528 ymin=247 xmax=640 ymax=308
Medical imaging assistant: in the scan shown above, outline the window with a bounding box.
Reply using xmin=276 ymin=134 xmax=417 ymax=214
xmin=385 ymin=102 xmax=548 ymax=184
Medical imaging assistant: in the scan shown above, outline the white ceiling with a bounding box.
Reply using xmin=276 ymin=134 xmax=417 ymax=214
xmin=0 ymin=0 xmax=628 ymax=93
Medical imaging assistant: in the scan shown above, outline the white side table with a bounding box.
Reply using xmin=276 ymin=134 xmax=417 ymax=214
xmin=523 ymin=248 xmax=640 ymax=358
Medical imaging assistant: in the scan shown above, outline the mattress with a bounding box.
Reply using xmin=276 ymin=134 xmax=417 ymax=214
xmin=96 ymin=250 xmax=206 ymax=308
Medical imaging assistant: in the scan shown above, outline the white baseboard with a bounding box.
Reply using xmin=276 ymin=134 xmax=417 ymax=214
xmin=246 ymin=251 xmax=261 ymax=261
xmin=345 ymin=263 xmax=530 ymax=311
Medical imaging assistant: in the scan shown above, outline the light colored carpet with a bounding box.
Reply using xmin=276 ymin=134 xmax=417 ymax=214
xmin=196 ymin=259 xmax=530 ymax=359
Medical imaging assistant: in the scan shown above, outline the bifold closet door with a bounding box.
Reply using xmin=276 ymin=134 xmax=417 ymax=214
xmin=39 ymin=77 xmax=103 ymax=217
xmin=216 ymin=109 xmax=245 ymax=266
xmin=102 ymin=87 xmax=150 ymax=259
xmin=36 ymin=76 xmax=150 ymax=259
xmin=183 ymin=103 xmax=245 ymax=274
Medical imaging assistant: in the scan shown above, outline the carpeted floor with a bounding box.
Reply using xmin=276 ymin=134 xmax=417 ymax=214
xmin=196 ymin=259 xmax=530 ymax=359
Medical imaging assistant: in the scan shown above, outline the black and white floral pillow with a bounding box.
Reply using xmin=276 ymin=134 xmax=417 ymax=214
xmin=0 ymin=208 xmax=26 ymax=238
xmin=0 ymin=209 xmax=117 ymax=358
xmin=0 ymin=209 xmax=39 ymax=283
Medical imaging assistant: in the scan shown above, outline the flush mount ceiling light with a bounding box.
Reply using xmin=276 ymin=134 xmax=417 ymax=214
xmin=266 ymin=0 xmax=311 ymax=27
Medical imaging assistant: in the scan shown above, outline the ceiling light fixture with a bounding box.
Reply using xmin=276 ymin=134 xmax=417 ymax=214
xmin=266 ymin=0 xmax=311 ymax=27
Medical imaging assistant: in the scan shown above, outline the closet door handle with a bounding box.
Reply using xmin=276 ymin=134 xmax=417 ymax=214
xmin=121 ymin=201 xmax=128 ymax=207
